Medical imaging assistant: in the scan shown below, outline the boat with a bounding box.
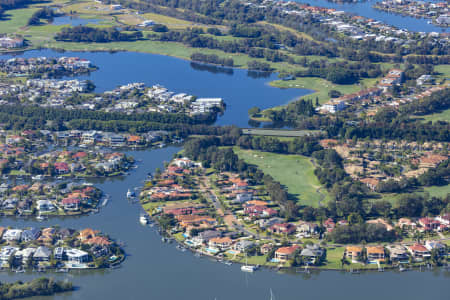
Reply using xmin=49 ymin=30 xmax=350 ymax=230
xmin=36 ymin=212 xmax=47 ymax=221
xmin=31 ymin=174 xmax=44 ymax=181
xmin=241 ymin=252 xmax=257 ymax=272
xmin=140 ymin=214 xmax=149 ymax=225
xmin=399 ymin=266 xmax=407 ymax=272
xmin=241 ymin=265 xmax=257 ymax=272
xmin=126 ymin=189 xmax=135 ymax=198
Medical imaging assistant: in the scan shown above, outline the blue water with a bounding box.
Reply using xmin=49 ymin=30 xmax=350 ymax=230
xmin=0 ymin=49 xmax=309 ymax=127
xmin=51 ymin=16 xmax=100 ymax=26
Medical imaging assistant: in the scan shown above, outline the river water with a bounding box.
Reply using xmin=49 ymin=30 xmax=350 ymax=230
xmin=0 ymin=11 xmax=449 ymax=300
xmin=0 ymin=147 xmax=448 ymax=300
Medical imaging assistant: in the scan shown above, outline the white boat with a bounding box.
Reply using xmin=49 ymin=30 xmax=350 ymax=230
xmin=241 ymin=252 xmax=257 ymax=272
xmin=241 ymin=265 xmax=257 ymax=272
xmin=126 ymin=189 xmax=135 ymax=198
xmin=140 ymin=214 xmax=149 ymax=225
xmin=36 ymin=212 xmax=47 ymax=221
xmin=31 ymin=174 xmax=44 ymax=181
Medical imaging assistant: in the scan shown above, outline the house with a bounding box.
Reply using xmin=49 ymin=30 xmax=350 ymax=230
xmin=0 ymin=37 xmax=24 ymax=48
xmin=425 ymin=240 xmax=447 ymax=256
xmin=54 ymin=162 xmax=70 ymax=174
xmin=0 ymin=246 xmax=18 ymax=263
xmin=54 ymin=247 xmax=65 ymax=260
xmin=270 ymin=223 xmax=296 ymax=235
xmin=435 ymin=214 xmax=449 ymax=226
xmin=256 ymin=217 xmax=284 ymax=229
xmin=418 ymin=217 xmax=440 ymax=231
xmin=397 ymin=218 xmax=416 ymax=230
xmin=296 ymin=222 xmax=319 ymax=238
xmin=231 ymin=240 xmax=255 ymax=253
xmin=300 ymin=244 xmax=324 ymax=264
xmin=84 ymin=236 xmax=111 ymax=246
xmin=274 ymin=245 xmax=301 ymax=262
xmin=61 ymin=197 xmax=80 ymax=211
xmin=366 ymin=246 xmax=385 ymax=263
xmin=66 ymin=248 xmax=89 ymax=263
xmin=260 ymin=243 xmax=274 ymax=255
xmin=191 ymin=230 xmax=221 ymax=246
xmin=360 ymin=177 xmax=380 ymax=191
xmin=15 ymin=248 xmax=36 ymax=264
xmin=386 ymin=245 xmax=409 ymax=262
xmin=79 ymin=228 xmax=98 ymax=241
xmin=208 ymin=237 xmax=233 ymax=250
xmin=36 ymin=200 xmax=55 ymax=212
xmin=407 ymin=244 xmax=431 ymax=260
xmin=21 ymin=227 xmax=41 ymax=242
xmin=33 ymin=246 xmax=51 ymax=261
xmin=324 ymin=218 xmax=335 ymax=232
xmin=38 ymin=227 xmax=55 ymax=244
xmin=345 ymin=246 xmax=363 ymax=263
xmin=366 ymin=218 xmax=394 ymax=231
xmin=3 ymin=229 xmax=22 ymax=242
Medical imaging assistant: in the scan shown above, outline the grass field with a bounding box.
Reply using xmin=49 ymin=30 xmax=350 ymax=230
xmin=420 ymin=108 xmax=450 ymax=123
xmin=234 ymin=148 xmax=329 ymax=207
xmin=269 ymin=77 xmax=379 ymax=105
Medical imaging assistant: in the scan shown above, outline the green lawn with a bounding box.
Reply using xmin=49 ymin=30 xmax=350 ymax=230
xmin=234 ymin=148 xmax=330 ymax=207
xmin=0 ymin=7 xmax=39 ymax=34
xmin=420 ymin=108 xmax=450 ymax=123
xmin=423 ymin=184 xmax=450 ymax=198
xmin=435 ymin=64 xmax=450 ymax=79
xmin=269 ymin=77 xmax=379 ymax=105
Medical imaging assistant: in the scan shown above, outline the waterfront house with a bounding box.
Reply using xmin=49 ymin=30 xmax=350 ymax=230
xmin=0 ymin=246 xmax=18 ymax=264
xmin=33 ymin=246 xmax=51 ymax=261
xmin=15 ymin=248 xmax=36 ymax=265
xmin=79 ymin=228 xmax=99 ymax=241
xmin=191 ymin=230 xmax=221 ymax=246
xmin=83 ymin=236 xmax=111 ymax=246
xmin=366 ymin=246 xmax=385 ymax=263
xmin=425 ymin=240 xmax=447 ymax=256
xmin=407 ymin=244 xmax=431 ymax=261
xmin=61 ymin=197 xmax=80 ymax=211
xmin=54 ymin=247 xmax=65 ymax=260
xmin=208 ymin=237 xmax=233 ymax=251
xmin=274 ymin=245 xmax=301 ymax=262
xmin=345 ymin=246 xmax=363 ymax=263
xmin=21 ymin=227 xmax=41 ymax=242
xmin=38 ymin=227 xmax=55 ymax=245
xmin=386 ymin=245 xmax=409 ymax=262
xmin=36 ymin=200 xmax=55 ymax=212
xmin=231 ymin=240 xmax=255 ymax=253
xmin=3 ymin=229 xmax=22 ymax=242
xmin=300 ymin=244 xmax=324 ymax=264
xmin=66 ymin=248 xmax=89 ymax=264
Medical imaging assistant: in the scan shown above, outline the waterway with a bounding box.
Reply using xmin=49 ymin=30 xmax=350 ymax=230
xmin=0 ymin=8 xmax=448 ymax=298
xmin=0 ymin=49 xmax=308 ymax=128
xmin=295 ymin=0 xmax=446 ymax=32
xmin=0 ymin=146 xmax=448 ymax=300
